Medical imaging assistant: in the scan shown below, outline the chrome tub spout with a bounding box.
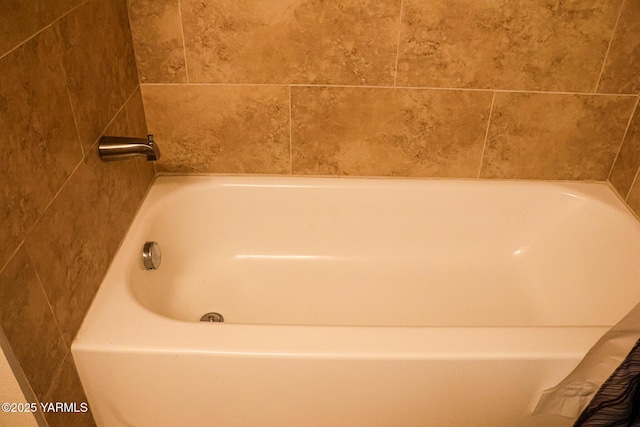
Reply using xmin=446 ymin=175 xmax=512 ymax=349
xmin=98 ymin=135 xmax=161 ymax=161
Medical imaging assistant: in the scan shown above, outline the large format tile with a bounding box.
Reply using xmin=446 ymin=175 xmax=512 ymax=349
xmin=0 ymin=248 xmax=67 ymax=401
xmin=180 ymin=0 xmax=400 ymax=84
xmin=143 ymin=84 xmax=290 ymax=173
xmin=396 ymin=0 xmax=622 ymax=91
xmin=25 ymin=147 xmax=147 ymax=345
xmin=0 ymin=27 xmax=83 ymax=268
xmin=480 ymin=93 xmax=636 ymax=180
xmin=127 ymin=0 xmax=187 ymax=83
xmin=597 ymin=0 xmax=640 ymax=94
xmin=0 ymin=0 xmax=82 ymax=57
xmin=291 ymin=87 xmax=492 ymax=177
xmin=56 ymin=0 xmax=139 ymax=150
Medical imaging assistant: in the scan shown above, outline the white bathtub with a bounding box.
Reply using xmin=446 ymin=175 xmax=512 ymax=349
xmin=73 ymin=176 xmax=640 ymax=427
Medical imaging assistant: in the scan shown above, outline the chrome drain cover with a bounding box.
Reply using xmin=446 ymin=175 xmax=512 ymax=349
xmin=200 ymin=312 xmax=224 ymax=322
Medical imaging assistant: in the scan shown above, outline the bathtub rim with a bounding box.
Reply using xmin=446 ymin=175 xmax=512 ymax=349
xmin=139 ymin=174 xmax=636 ymax=226
xmin=148 ymin=172 xmax=640 ymax=223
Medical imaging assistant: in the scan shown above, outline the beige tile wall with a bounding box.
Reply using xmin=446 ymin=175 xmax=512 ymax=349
xmin=0 ymin=1 xmax=153 ymax=426
xmin=129 ymin=0 xmax=640 ymax=211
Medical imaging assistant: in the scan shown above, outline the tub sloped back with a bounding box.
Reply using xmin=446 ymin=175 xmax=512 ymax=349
xmin=129 ymin=177 xmax=640 ymax=327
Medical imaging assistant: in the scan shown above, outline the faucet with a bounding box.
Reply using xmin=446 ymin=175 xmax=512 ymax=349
xmin=98 ymin=134 xmax=161 ymax=161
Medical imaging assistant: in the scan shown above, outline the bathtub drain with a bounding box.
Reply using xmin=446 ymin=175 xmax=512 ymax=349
xmin=200 ymin=312 xmax=224 ymax=322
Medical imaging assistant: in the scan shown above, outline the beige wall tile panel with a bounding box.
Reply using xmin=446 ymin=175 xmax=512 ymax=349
xmin=0 ymin=248 xmax=67 ymax=401
xmin=597 ymin=0 xmax=640 ymax=94
xmin=397 ymin=0 xmax=622 ymax=92
xmin=56 ymin=0 xmax=139 ymax=150
xmin=0 ymin=0 xmax=150 ymax=418
xmin=0 ymin=0 xmax=82 ymax=57
xmin=43 ymin=355 xmax=96 ymax=427
xmin=610 ymin=102 xmax=640 ymax=197
xmin=25 ymin=148 xmax=148 ymax=345
xmin=127 ymin=0 xmax=187 ymax=83
xmin=180 ymin=0 xmax=400 ymax=85
xmin=0 ymin=28 xmax=83 ymax=268
xmin=142 ymin=85 xmax=290 ymax=173
xmin=291 ymin=86 xmax=492 ymax=177
xmin=480 ymin=92 xmax=636 ymax=180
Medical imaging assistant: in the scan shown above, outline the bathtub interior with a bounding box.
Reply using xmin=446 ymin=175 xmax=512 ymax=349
xmin=72 ymin=176 xmax=640 ymax=427
xmin=128 ymin=176 xmax=640 ymax=328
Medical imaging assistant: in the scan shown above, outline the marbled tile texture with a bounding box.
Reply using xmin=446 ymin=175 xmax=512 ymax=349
xmin=180 ymin=0 xmax=400 ymax=84
xmin=0 ymin=28 xmax=83 ymax=268
xmin=1 ymin=0 xmax=150 ymax=424
xmin=127 ymin=0 xmax=187 ymax=83
xmin=0 ymin=0 xmax=82 ymax=57
xmin=57 ymin=0 xmax=139 ymax=149
xmin=480 ymin=93 xmax=637 ymax=180
xmin=397 ymin=0 xmax=622 ymax=92
xmin=597 ymin=0 xmax=640 ymax=94
xmin=143 ymin=85 xmax=290 ymax=173
xmin=292 ymin=87 xmax=492 ymax=177
xmin=129 ymin=0 xmax=638 ymax=186
xmin=25 ymin=89 xmax=153 ymax=346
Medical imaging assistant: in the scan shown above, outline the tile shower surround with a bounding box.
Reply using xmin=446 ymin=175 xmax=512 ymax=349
xmin=129 ymin=0 xmax=640 ymax=211
xmin=1 ymin=0 xmax=153 ymax=425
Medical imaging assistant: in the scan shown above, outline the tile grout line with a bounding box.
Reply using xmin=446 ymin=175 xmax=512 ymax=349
xmin=393 ymin=0 xmax=405 ymax=86
xmin=63 ymin=76 xmax=85 ymax=158
xmin=0 ymin=0 xmax=91 ymax=62
xmin=0 ymin=243 xmax=23 ymax=276
xmin=288 ymin=86 xmax=293 ymax=174
xmin=24 ymin=246 xmax=69 ymax=357
xmin=124 ymin=0 xmax=143 ymax=92
xmin=177 ymin=0 xmax=190 ymax=83
xmin=14 ymin=157 xmax=86 ymax=266
xmin=477 ymin=92 xmax=496 ymax=179
xmin=626 ymin=159 xmax=640 ymax=202
xmin=138 ymin=82 xmax=640 ymax=97
xmin=55 ymin=40 xmax=85 ymax=158
xmin=607 ymin=95 xmax=639 ymax=185
xmin=42 ymin=350 xmax=70 ymax=403
xmin=594 ymin=0 xmax=626 ymax=93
